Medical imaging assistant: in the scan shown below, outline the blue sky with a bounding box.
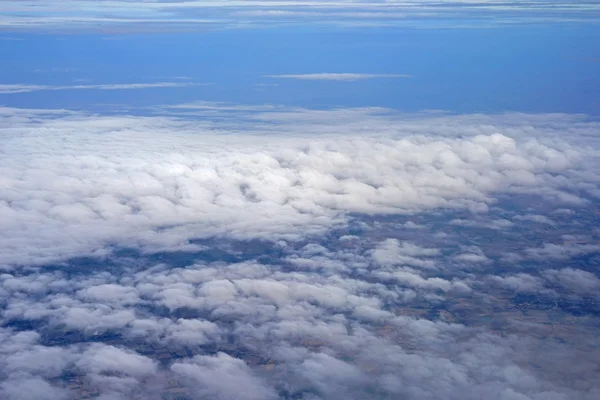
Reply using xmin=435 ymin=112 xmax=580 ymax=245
xmin=1 ymin=1 xmax=599 ymax=114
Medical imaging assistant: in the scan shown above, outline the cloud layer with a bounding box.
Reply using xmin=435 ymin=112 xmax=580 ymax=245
xmin=1 ymin=0 xmax=599 ymax=31
xmin=2 ymin=105 xmax=597 ymax=266
xmin=0 ymin=104 xmax=599 ymax=399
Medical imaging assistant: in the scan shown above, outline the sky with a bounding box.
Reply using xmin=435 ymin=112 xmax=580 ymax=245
xmin=1 ymin=2 xmax=600 ymax=400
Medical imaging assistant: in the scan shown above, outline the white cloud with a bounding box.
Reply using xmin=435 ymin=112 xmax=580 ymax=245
xmin=0 ymin=82 xmax=201 ymax=95
xmin=171 ymin=353 xmax=278 ymax=400
xmin=76 ymin=344 xmax=158 ymax=378
xmin=0 ymin=376 xmax=69 ymax=400
xmin=0 ymin=1 xmax=598 ymax=31
xmin=489 ymin=273 xmax=545 ymax=293
xmin=164 ymin=318 xmax=222 ymax=345
xmin=543 ymin=268 xmax=600 ymax=296
xmin=0 ymin=104 xmax=599 ymax=400
xmin=371 ymin=239 xmax=439 ymax=269
xmin=265 ymin=73 xmax=411 ymax=81
xmin=525 ymin=243 xmax=600 ymax=261
xmin=0 ymin=105 xmax=597 ymax=266
xmin=513 ymin=214 xmax=555 ymax=225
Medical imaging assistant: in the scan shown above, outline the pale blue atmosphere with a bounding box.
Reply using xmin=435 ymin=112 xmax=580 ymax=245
xmin=2 ymin=25 xmax=600 ymax=113
xmin=1 ymin=2 xmax=600 ymax=400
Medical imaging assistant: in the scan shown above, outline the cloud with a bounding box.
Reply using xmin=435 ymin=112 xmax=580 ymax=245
xmin=0 ymin=104 xmax=599 ymax=400
xmin=0 ymin=82 xmax=201 ymax=95
xmin=265 ymin=73 xmax=411 ymax=81
xmin=543 ymin=268 xmax=600 ymax=296
xmin=76 ymin=344 xmax=158 ymax=378
xmin=1 ymin=106 xmax=597 ymax=266
xmin=371 ymin=239 xmax=439 ymax=269
xmin=489 ymin=273 xmax=545 ymax=293
xmin=171 ymin=353 xmax=278 ymax=400
xmin=513 ymin=214 xmax=555 ymax=225
xmin=0 ymin=1 xmax=598 ymax=31
xmin=0 ymin=376 xmax=69 ymax=400
xmin=525 ymin=242 xmax=600 ymax=261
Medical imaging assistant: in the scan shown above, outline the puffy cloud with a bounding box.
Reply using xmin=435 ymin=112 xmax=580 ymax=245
xmin=525 ymin=243 xmax=600 ymax=261
xmin=2 ymin=106 xmax=596 ymax=266
xmin=76 ymin=344 xmax=158 ymax=377
xmin=0 ymin=376 xmax=69 ymax=400
xmin=296 ymin=352 xmax=367 ymax=398
xmin=77 ymin=284 xmax=140 ymax=306
xmin=489 ymin=273 xmax=545 ymax=293
xmin=0 ymin=105 xmax=599 ymax=400
xmin=74 ymin=345 xmax=161 ymax=399
xmin=513 ymin=214 xmax=555 ymax=225
xmin=164 ymin=318 xmax=222 ymax=345
xmin=543 ymin=268 xmax=600 ymax=296
xmin=171 ymin=353 xmax=277 ymax=400
xmin=371 ymin=239 xmax=439 ymax=269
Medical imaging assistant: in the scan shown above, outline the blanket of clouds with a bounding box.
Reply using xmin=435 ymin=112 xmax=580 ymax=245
xmin=1 ymin=104 xmax=599 ymax=399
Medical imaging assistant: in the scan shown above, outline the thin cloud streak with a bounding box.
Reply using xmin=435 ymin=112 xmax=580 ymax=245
xmin=1 ymin=0 xmax=599 ymax=31
xmin=0 ymin=82 xmax=204 ymax=94
xmin=266 ymin=73 xmax=411 ymax=81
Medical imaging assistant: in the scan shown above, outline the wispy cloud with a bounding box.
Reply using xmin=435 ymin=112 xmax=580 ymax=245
xmin=0 ymin=82 xmax=203 ymax=94
xmin=265 ymin=73 xmax=411 ymax=81
xmin=1 ymin=1 xmax=598 ymax=31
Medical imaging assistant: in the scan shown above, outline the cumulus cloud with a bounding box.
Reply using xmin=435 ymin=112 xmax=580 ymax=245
xmin=543 ymin=268 xmax=600 ymax=297
xmin=0 ymin=104 xmax=599 ymax=400
xmin=489 ymin=273 xmax=545 ymax=293
xmin=76 ymin=344 xmax=157 ymax=378
xmin=1 ymin=105 xmax=597 ymax=266
xmin=0 ymin=376 xmax=69 ymax=400
xmin=525 ymin=243 xmax=600 ymax=261
xmin=172 ymin=353 xmax=277 ymax=400
xmin=371 ymin=239 xmax=439 ymax=269
xmin=513 ymin=214 xmax=555 ymax=225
